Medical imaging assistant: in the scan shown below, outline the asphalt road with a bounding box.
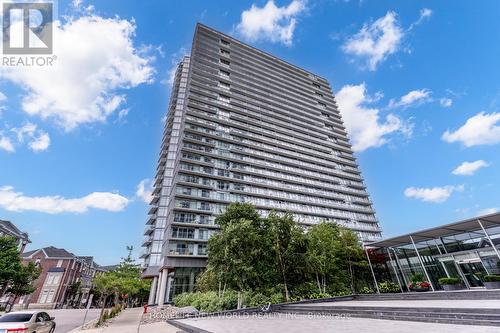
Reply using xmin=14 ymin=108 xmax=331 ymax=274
xmin=44 ymin=309 xmax=101 ymax=333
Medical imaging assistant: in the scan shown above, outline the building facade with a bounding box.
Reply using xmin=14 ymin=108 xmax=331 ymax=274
xmin=365 ymin=212 xmax=500 ymax=292
xmin=142 ymin=24 xmax=382 ymax=305
xmin=18 ymin=247 xmax=102 ymax=309
xmin=0 ymin=219 xmax=30 ymax=252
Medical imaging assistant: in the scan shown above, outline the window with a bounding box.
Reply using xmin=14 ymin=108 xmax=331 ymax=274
xmin=317 ymin=102 xmax=327 ymax=109
xmin=220 ymin=39 xmax=230 ymax=46
xmin=217 ymin=181 xmax=229 ymax=190
xmin=199 ymin=215 xmax=210 ymax=225
xmin=199 ymin=229 xmax=209 ymax=240
xmin=198 ymin=244 xmax=208 ymax=255
xmin=220 ymin=58 xmax=230 ymax=66
xmin=218 ymin=94 xmax=230 ymax=105
xmin=219 ymin=69 xmax=230 ymax=78
xmin=218 ymin=81 xmax=230 ymax=90
xmin=220 ymin=48 xmax=230 ymax=56
xmin=200 ymin=202 xmax=211 ymax=211
xmin=313 ymin=83 xmax=321 ymax=89
xmin=56 ymin=259 xmax=63 ymax=268
xmin=172 ymin=227 xmax=194 ymax=239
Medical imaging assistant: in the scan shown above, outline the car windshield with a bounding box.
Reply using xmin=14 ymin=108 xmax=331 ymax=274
xmin=0 ymin=313 xmax=33 ymax=322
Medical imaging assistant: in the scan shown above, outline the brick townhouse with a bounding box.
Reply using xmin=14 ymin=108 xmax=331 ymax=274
xmin=18 ymin=247 xmax=104 ymax=309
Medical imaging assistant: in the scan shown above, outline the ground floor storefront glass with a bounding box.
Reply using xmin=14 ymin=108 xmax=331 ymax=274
xmin=366 ymin=214 xmax=500 ymax=292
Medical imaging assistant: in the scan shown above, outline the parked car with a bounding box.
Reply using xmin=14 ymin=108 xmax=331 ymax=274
xmin=0 ymin=311 xmax=56 ymax=333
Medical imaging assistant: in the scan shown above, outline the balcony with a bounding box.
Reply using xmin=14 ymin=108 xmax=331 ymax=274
xmin=143 ymin=225 xmax=154 ymax=235
xmin=142 ymin=236 xmax=152 ymax=246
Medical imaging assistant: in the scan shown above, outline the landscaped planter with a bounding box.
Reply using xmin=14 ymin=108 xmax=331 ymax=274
xmin=442 ymin=284 xmax=464 ymax=291
xmin=484 ymin=281 xmax=500 ymax=289
xmin=438 ymin=277 xmax=463 ymax=291
xmin=409 ymin=286 xmax=430 ymax=292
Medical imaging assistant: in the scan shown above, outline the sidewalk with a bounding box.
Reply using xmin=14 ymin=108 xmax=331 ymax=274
xmin=78 ymin=307 xmax=178 ymax=333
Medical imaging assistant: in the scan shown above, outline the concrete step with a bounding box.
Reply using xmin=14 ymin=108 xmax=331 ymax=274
xmin=275 ymin=305 xmax=500 ymax=326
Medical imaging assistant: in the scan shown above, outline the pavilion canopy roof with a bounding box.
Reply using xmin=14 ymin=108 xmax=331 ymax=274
xmin=366 ymin=212 xmax=500 ymax=248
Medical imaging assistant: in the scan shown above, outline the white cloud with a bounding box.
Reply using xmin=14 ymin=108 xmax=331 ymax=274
xmin=9 ymin=123 xmax=50 ymax=152
xmin=442 ymin=112 xmax=500 ymax=147
xmin=404 ymin=185 xmax=464 ymax=203
xmin=335 ymin=83 xmax=411 ymax=152
xmin=0 ymin=186 xmax=129 ymax=214
xmin=440 ymin=98 xmax=452 ymax=108
xmin=0 ymin=123 xmax=50 ymax=153
xmin=0 ymin=15 xmax=154 ymax=131
xmin=236 ymin=0 xmax=306 ymax=46
xmin=0 ymin=136 xmax=15 ymax=152
xmin=452 ymin=160 xmax=489 ymax=176
xmin=409 ymin=8 xmax=433 ymax=29
xmin=29 ymin=132 xmax=51 ymax=152
xmin=478 ymin=207 xmax=499 ymax=216
xmin=0 ymin=92 xmax=6 ymax=102
xmin=388 ymin=89 xmax=431 ymax=109
xmin=136 ymin=179 xmax=153 ymax=204
xmin=342 ymin=11 xmax=403 ymax=71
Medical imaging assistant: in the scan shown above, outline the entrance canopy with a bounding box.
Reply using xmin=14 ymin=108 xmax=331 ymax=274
xmin=367 ymin=212 xmax=500 ymax=249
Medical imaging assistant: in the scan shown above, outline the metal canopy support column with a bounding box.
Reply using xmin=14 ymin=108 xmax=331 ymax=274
xmin=478 ymin=219 xmax=500 ymax=260
xmin=391 ymin=247 xmax=409 ymax=287
xmin=387 ymin=249 xmax=404 ymax=293
xmin=364 ymin=245 xmax=380 ymax=294
xmin=409 ymin=235 xmax=435 ymax=292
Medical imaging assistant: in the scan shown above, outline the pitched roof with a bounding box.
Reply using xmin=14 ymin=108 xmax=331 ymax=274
xmin=22 ymin=246 xmax=75 ymax=259
xmin=0 ymin=219 xmax=30 ymax=242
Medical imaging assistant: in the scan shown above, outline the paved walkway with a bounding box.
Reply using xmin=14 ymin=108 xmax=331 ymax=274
xmin=77 ymin=307 xmax=178 ymax=333
xmin=298 ymin=299 xmax=500 ymax=308
xmin=177 ymin=314 xmax=500 ymax=333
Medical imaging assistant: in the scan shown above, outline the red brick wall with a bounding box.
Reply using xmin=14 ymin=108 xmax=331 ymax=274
xmin=22 ymin=254 xmax=81 ymax=305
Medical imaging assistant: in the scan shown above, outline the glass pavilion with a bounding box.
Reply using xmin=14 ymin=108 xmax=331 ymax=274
xmin=365 ymin=213 xmax=500 ymax=292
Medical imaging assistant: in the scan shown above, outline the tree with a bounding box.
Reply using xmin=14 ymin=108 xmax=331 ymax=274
xmin=93 ymin=246 xmax=150 ymax=319
xmin=0 ymin=236 xmax=22 ymax=296
xmin=335 ymin=227 xmax=367 ymax=294
xmin=306 ymin=223 xmax=343 ymax=294
xmin=207 ymin=203 xmax=275 ymax=307
xmin=267 ymin=212 xmax=307 ymax=301
xmin=7 ymin=262 xmax=41 ymax=302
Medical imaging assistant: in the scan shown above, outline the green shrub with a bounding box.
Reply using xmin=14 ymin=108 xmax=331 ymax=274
xmin=378 ymin=281 xmax=401 ymax=293
xmin=173 ymin=291 xmax=238 ymax=312
xmin=307 ymin=292 xmax=332 ymax=299
xmin=410 ymin=273 xmax=425 ymax=284
xmin=333 ymin=290 xmax=351 ymax=297
xmin=438 ymin=277 xmax=461 ymax=285
xmin=484 ymin=275 xmax=500 ymax=282
xmin=359 ymin=286 xmax=375 ymax=294
xmin=246 ymin=292 xmax=269 ymax=307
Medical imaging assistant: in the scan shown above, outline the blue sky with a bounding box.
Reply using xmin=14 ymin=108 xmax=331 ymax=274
xmin=0 ymin=0 xmax=499 ymax=264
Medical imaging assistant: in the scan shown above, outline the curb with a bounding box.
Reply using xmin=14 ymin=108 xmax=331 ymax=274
xmin=67 ymin=317 xmax=100 ymax=333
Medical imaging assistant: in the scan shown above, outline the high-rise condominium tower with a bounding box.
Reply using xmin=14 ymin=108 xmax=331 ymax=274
xmin=142 ymin=24 xmax=382 ymax=305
